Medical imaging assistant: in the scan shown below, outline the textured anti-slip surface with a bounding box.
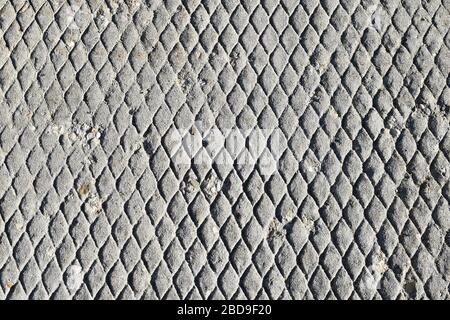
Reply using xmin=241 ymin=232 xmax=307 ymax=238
xmin=0 ymin=0 xmax=449 ymax=300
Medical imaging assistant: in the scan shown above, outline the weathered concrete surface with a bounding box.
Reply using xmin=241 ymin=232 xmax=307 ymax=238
xmin=0 ymin=0 xmax=449 ymax=299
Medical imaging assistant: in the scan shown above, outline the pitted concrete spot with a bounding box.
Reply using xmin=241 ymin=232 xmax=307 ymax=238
xmin=202 ymin=173 xmax=222 ymax=199
xmin=85 ymin=195 xmax=104 ymax=216
xmin=267 ymin=219 xmax=286 ymax=241
xmin=181 ymin=173 xmax=200 ymax=195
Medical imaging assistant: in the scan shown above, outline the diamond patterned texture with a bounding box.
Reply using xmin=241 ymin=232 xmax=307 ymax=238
xmin=0 ymin=0 xmax=449 ymax=300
